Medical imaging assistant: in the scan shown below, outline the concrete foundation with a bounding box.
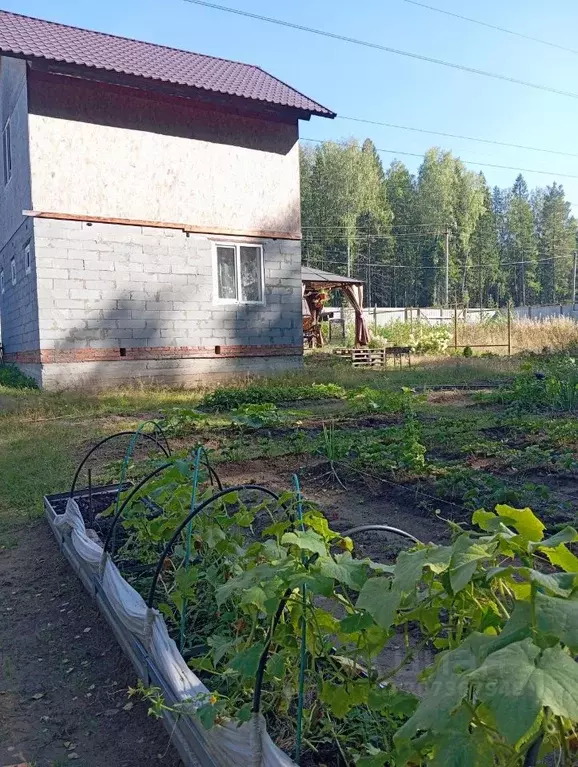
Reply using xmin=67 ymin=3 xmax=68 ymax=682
xmin=36 ymin=354 xmax=303 ymax=390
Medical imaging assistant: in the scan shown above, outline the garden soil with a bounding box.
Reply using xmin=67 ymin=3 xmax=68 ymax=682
xmin=0 ymin=523 xmax=185 ymax=767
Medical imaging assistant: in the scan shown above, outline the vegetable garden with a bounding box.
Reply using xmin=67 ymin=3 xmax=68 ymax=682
xmin=46 ymin=354 xmax=578 ymax=766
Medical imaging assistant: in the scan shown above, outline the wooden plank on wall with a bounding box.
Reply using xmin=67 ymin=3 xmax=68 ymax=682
xmin=23 ymin=210 xmax=302 ymax=241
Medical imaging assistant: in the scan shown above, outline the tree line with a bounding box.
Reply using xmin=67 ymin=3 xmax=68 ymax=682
xmin=300 ymin=140 xmax=578 ymax=307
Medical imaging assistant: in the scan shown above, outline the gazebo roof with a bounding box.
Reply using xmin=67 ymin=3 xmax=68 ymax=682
xmin=302 ymin=266 xmax=364 ymax=288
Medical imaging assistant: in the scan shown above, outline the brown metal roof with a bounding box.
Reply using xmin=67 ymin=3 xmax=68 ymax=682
xmin=0 ymin=9 xmax=335 ymax=118
xmin=302 ymin=266 xmax=364 ymax=286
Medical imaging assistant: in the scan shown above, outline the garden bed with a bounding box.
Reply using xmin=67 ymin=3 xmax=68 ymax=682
xmin=44 ymin=484 xmax=220 ymax=767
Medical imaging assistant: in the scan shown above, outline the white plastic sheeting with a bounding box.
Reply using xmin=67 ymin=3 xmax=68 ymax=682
xmin=54 ymin=498 xmax=295 ymax=767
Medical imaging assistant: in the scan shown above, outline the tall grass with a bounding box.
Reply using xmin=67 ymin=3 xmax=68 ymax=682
xmin=459 ymin=317 xmax=578 ymax=353
xmin=336 ymin=316 xmax=578 ymax=355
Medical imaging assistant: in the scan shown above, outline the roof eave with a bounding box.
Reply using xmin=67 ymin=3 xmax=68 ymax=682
xmin=2 ymin=49 xmax=335 ymax=120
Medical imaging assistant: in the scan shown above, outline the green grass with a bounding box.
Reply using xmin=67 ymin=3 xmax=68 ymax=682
xmin=0 ymin=351 xmax=527 ymax=538
xmin=294 ymin=352 xmax=519 ymax=390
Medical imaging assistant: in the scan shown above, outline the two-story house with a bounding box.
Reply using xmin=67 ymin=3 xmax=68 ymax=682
xmin=0 ymin=10 xmax=334 ymax=388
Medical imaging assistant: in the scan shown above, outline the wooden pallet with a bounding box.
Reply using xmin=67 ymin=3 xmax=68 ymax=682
xmin=351 ymin=348 xmax=386 ymax=367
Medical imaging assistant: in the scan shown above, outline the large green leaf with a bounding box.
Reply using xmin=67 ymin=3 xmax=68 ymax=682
xmin=240 ymin=586 xmax=267 ymax=612
xmin=227 ymin=642 xmax=265 ymax=679
xmin=531 ymin=527 xmax=578 ymax=572
xmin=339 ymin=611 xmax=375 ymax=634
xmin=318 ymin=554 xmax=369 ymax=590
xmin=430 ymin=709 xmax=494 ymax=767
xmin=356 ymin=752 xmax=388 ymax=767
xmin=472 ymin=509 xmax=497 ymax=531
xmin=541 ymin=545 xmax=578 ymax=573
xmin=495 ymin=505 xmax=545 ymax=541
xmin=535 ymin=592 xmax=578 ymax=652
xmin=448 ymin=536 xmax=496 ymax=594
xmin=533 ymin=526 xmax=578 ymax=549
xmin=469 ymin=639 xmax=578 ymax=744
xmin=394 ymin=549 xmax=427 ymax=594
xmin=368 ymin=685 xmax=418 ymax=717
xmin=519 ymin=568 xmax=578 ymax=597
xmin=394 ymin=633 xmax=494 ymax=746
xmin=394 ymin=546 xmax=452 ymax=595
xmin=215 ymin=563 xmax=280 ymax=605
xmin=356 ymin=577 xmax=400 ymax=631
xmin=281 ymin=529 xmax=327 ymax=556
xmin=320 ymin=680 xmax=367 ymax=718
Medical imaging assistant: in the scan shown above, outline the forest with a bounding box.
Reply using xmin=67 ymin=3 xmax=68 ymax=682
xmin=300 ymin=140 xmax=578 ymax=307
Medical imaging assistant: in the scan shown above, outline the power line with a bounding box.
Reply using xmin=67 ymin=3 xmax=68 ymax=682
xmin=183 ymin=0 xmax=578 ymax=100
xmin=317 ymin=251 xmax=575 ymax=270
xmin=301 ymin=137 xmax=578 ymax=180
xmin=338 ymin=116 xmax=578 ymax=159
xmin=305 ymin=231 xmax=443 ymax=239
xmin=404 ymin=0 xmax=578 ymax=57
xmin=303 ymin=222 xmax=449 ymax=229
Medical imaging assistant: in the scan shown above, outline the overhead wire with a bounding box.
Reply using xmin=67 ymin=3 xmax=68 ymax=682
xmin=301 ymin=138 xmax=578 ymax=180
xmin=310 ymin=251 xmax=576 ymax=270
xmin=403 ymin=0 xmax=578 ymax=57
xmin=183 ymin=0 xmax=578 ymax=101
xmin=337 ymin=116 xmax=578 ymax=159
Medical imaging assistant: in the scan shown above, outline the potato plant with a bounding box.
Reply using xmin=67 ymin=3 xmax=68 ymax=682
xmin=114 ymin=459 xmax=578 ymax=766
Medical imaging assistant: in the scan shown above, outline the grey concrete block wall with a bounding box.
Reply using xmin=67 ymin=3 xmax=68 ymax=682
xmin=33 ymin=219 xmax=302 ymax=352
xmin=23 ymin=218 xmax=303 ymax=387
xmin=0 ymin=217 xmax=39 ymax=354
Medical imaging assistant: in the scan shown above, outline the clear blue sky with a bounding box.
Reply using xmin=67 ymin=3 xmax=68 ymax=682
xmin=5 ymin=0 xmax=578 ymax=209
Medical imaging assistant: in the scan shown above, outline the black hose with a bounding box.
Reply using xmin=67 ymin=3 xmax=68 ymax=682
xmin=102 ymin=462 xmax=173 ymax=556
xmin=69 ymin=430 xmax=171 ymax=497
xmin=146 ymin=484 xmax=281 ymax=608
xmin=343 ymin=524 xmax=421 ymax=545
xmin=522 ymin=734 xmax=543 ymax=767
xmin=102 ymin=454 xmax=223 ymax=557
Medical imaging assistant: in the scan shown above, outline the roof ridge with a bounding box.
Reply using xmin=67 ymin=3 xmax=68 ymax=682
xmin=0 ymin=7 xmax=262 ymax=73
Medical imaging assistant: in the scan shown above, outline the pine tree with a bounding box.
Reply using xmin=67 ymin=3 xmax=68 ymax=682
xmin=453 ymin=166 xmax=486 ymax=305
xmin=385 ymin=160 xmax=418 ymax=305
xmin=536 ymin=183 xmax=576 ymax=303
xmin=505 ymin=175 xmax=538 ymax=305
xmin=469 ymin=178 xmax=500 ymax=307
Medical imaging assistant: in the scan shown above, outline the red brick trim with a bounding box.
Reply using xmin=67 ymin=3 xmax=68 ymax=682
xmin=5 ymin=344 xmax=303 ymax=365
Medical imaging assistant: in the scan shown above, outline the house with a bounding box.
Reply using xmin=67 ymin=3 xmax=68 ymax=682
xmin=0 ymin=10 xmax=334 ymax=388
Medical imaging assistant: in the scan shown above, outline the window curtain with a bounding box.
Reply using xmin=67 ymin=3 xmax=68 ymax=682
xmin=341 ymin=284 xmax=370 ymax=347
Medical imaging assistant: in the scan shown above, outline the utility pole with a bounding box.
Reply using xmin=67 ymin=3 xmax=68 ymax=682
xmin=572 ymin=250 xmax=578 ymax=312
xmin=478 ymin=250 xmax=483 ymax=312
xmin=444 ymin=228 xmax=450 ymax=308
xmin=347 ymin=240 xmax=351 ymax=278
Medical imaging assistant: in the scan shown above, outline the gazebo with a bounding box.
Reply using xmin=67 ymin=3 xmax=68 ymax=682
xmin=301 ymin=266 xmax=370 ymax=347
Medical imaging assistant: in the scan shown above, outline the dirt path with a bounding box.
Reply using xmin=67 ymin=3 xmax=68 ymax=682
xmin=0 ymin=523 xmax=183 ymax=767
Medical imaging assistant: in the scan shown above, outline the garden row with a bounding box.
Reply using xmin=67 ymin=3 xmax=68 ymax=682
xmin=51 ymin=428 xmax=578 ymax=766
xmin=46 ymin=354 xmax=578 ymax=766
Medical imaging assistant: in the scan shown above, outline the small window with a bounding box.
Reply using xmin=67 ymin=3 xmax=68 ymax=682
xmin=215 ymin=243 xmax=264 ymax=304
xmin=10 ymin=257 xmax=16 ymax=286
xmin=24 ymin=242 xmax=31 ymax=274
xmin=2 ymin=119 xmax=12 ymax=186
xmin=0 ymin=269 xmax=4 ymax=294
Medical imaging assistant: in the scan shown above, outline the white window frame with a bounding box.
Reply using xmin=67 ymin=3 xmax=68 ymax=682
xmin=24 ymin=242 xmax=31 ymax=275
xmin=0 ymin=268 xmax=4 ymax=295
xmin=213 ymin=242 xmax=265 ymax=305
xmin=2 ymin=118 xmax=12 ymax=187
xmin=10 ymin=256 xmax=16 ymax=286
